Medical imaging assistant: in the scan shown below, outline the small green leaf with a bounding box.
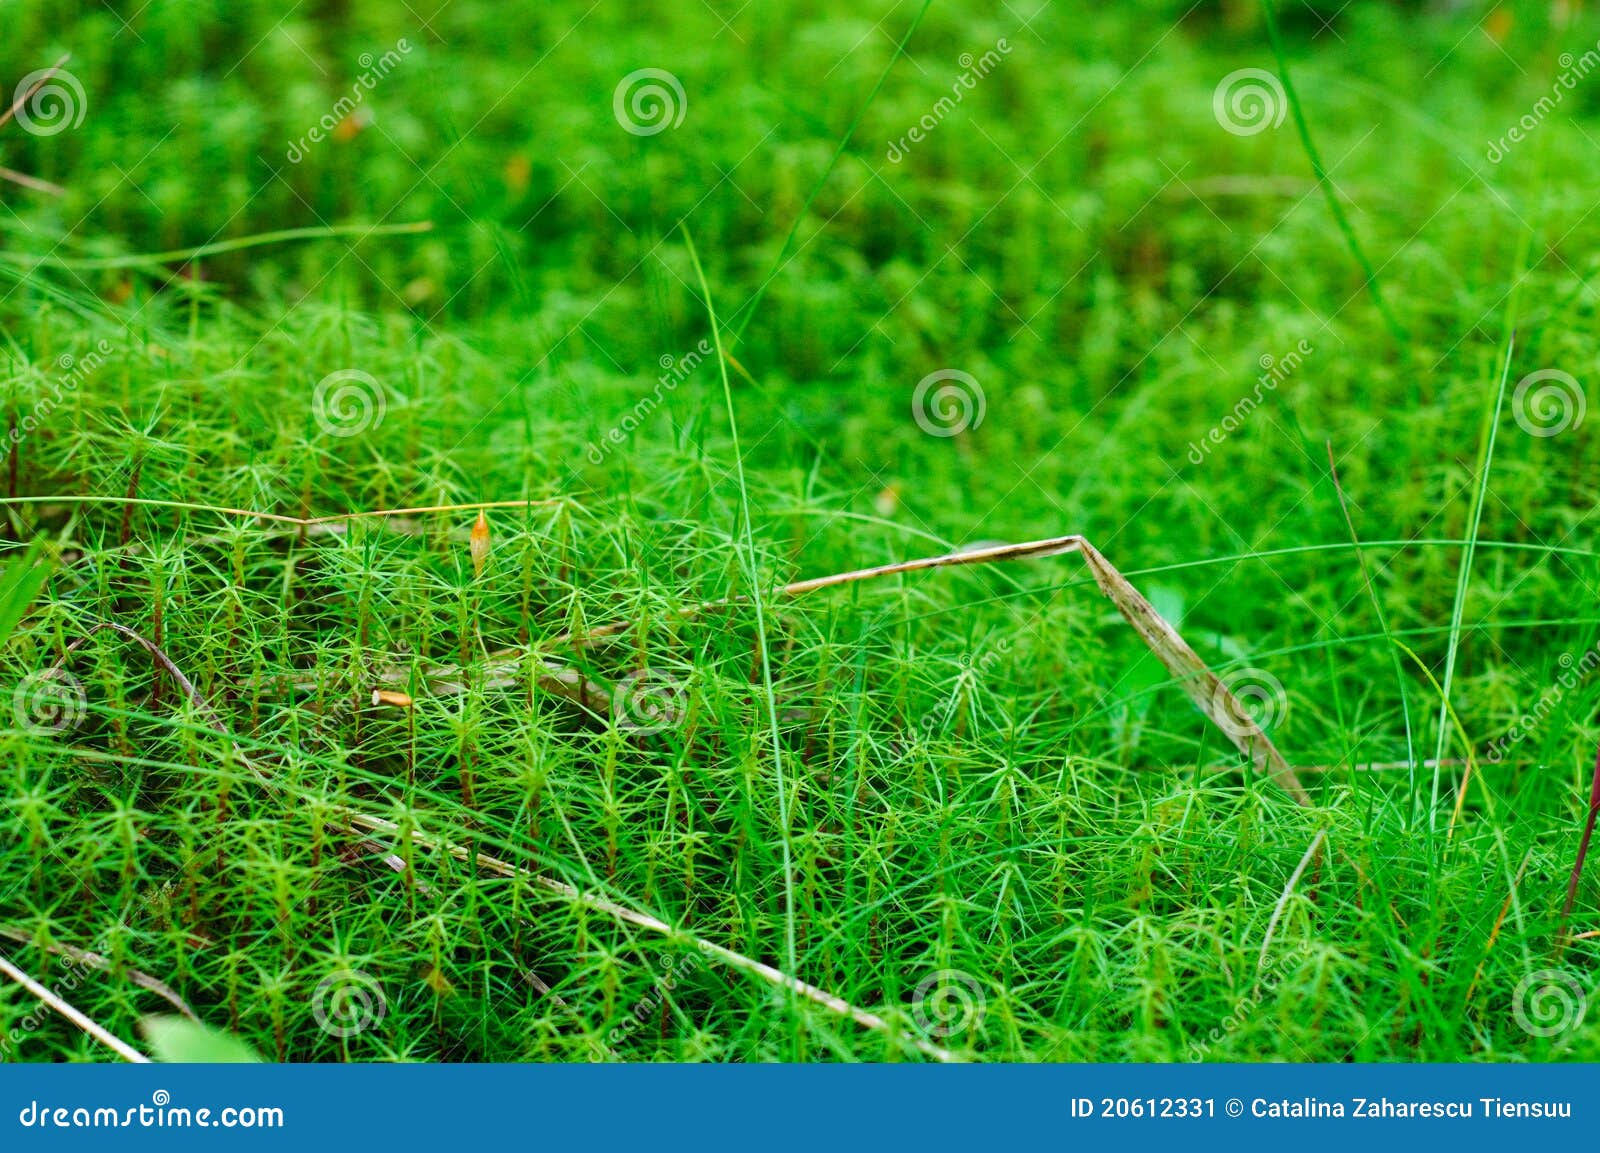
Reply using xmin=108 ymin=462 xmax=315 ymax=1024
xmin=140 ymin=1016 xmax=263 ymax=1063
xmin=0 ymin=540 xmax=50 ymax=649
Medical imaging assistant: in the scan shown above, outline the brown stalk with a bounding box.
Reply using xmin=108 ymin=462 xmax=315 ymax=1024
xmin=1557 ymin=744 xmax=1600 ymax=952
xmin=0 ymin=165 xmax=64 ymax=196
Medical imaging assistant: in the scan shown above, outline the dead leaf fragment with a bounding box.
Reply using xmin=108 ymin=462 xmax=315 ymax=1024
xmin=504 ymin=153 xmax=531 ymax=194
xmin=470 ymin=509 xmax=490 ymax=579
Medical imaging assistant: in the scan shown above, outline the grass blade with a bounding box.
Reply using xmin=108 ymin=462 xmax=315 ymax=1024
xmin=1430 ymin=328 xmax=1518 ymax=831
xmin=1261 ymin=0 xmax=1405 ymax=343
xmin=682 ymin=225 xmax=803 ymax=1046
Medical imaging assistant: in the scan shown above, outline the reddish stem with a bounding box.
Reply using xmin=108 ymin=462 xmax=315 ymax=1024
xmin=1558 ymin=744 xmax=1600 ymax=941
